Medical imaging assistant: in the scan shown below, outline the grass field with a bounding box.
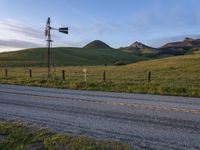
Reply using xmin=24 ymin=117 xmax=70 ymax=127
xmin=0 ymin=47 xmax=150 ymax=67
xmin=0 ymin=121 xmax=134 ymax=150
xmin=0 ymin=53 xmax=200 ymax=97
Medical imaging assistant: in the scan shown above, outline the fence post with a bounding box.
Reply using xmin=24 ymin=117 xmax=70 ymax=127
xmin=62 ymin=70 xmax=65 ymax=80
xmin=5 ymin=69 xmax=7 ymax=77
xmin=148 ymin=71 xmax=151 ymax=83
xmin=103 ymin=70 xmax=106 ymax=82
xmin=29 ymin=69 xmax=32 ymax=78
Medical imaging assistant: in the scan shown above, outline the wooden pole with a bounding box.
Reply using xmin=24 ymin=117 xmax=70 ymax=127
xmin=103 ymin=70 xmax=106 ymax=82
xmin=5 ymin=69 xmax=7 ymax=77
xmin=148 ymin=71 xmax=151 ymax=83
xmin=62 ymin=70 xmax=65 ymax=80
xmin=29 ymin=69 xmax=32 ymax=78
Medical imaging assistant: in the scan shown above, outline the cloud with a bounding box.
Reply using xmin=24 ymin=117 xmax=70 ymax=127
xmin=4 ymin=23 xmax=44 ymax=40
xmin=0 ymin=18 xmax=96 ymax=51
xmin=0 ymin=19 xmax=45 ymax=49
xmin=0 ymin=19 xmax=74 ymax=51
xmin=0 ymin=39 xmax=43 ymax=48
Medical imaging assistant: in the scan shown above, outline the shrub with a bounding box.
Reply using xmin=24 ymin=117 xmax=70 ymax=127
xmin=114 ymin=61 xmax=126 ymax=66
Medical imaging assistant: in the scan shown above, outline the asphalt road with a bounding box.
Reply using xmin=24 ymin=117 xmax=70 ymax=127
xmin=0 ymin=84 xmax=200 ymax=150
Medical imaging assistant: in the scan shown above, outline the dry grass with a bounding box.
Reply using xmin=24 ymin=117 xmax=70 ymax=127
xmin=0 ymin=54 xmax=200 ymax=97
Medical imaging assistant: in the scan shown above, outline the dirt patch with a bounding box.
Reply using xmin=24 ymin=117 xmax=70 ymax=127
xmin=23 ymin=143 xmax=45 ymax=150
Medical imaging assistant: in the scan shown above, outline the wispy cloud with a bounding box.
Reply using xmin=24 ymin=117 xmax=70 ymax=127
xmin=0 ymin=19 xmax=45 ymax=51
xmin=0 ymin=18 xmax=102 ymax=51
xmin=4 ymin=23 xmax=43 ymax=40
xmin=0 ymin=39 xmax=43 ymax=48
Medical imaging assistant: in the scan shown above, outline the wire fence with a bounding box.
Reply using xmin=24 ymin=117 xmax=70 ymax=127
xmin=0 ymin=68 xmax=200 ymax=87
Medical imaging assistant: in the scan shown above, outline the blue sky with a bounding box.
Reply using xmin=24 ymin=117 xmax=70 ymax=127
xmin=0 ymin=0 xmax=200 ymax=52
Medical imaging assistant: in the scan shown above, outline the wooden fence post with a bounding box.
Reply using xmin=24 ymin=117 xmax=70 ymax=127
xmin=148 ymin=71 xmax=151 ymax=83
xmin=29 ymin=69 xmax=32 ymax=78
xmin=5 ymin=69 xmax=7 ymax=77
xmin=103 ymin=70 xmax=106 ymax=82
xmin=62 ymin=70 xmax=65 ymax=80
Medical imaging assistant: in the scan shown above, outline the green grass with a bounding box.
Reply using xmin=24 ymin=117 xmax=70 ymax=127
xmin=0 ymin=47 xmax=149 ymax=67
xmin=0 ymin=53 xmax=200 ymax=97
xmin=0 ymin=121 xmax=136 ymax=150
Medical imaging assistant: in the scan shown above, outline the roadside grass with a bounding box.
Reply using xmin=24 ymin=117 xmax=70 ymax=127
xmin=0 ymin=121 xmax=135 ymax=150
xmin=0 ymin=53 xmax=200 ymax=97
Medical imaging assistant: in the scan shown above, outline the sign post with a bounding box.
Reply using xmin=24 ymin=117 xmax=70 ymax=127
xmin=83 ymin=68 xmax=87 ymax=82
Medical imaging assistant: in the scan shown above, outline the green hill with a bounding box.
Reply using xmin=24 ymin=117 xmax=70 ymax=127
xmin=0 ymin=47 xmax=149 ymax=67
xmin=83 ymin=40 xmax=112 ymax=49
xmin=1 ymin=38 xmax=200 ymax=68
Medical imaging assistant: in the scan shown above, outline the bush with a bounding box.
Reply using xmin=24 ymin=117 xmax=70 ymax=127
xmin=114 ymin=61 xmax=126 ymax=66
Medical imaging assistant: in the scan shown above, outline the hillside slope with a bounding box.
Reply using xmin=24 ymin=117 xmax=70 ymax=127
xmin=83 ymin=40 xmax=112 ymax=49
xmin=0 ymin=53 xmax=200 ymax=97
xmin=1 ymin=38 xmax=200 ymax=68
xmin=159 ymin=38 xmax=200 ymax=55
xmin=0 ymin=47 xmax=148 ymax=67
xmin=121 ymin=42 xmax=158 ymax=56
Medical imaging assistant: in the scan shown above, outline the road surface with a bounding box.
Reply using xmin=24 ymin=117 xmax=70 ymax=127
xmin=0 ymin=84 xmax=200 ymax=149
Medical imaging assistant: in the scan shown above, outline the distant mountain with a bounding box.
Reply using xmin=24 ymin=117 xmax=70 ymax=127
xmin=121 ymin=41 xmax=158 ymax=56
xmin=159 ymin=38 xmax=200 ymax=55
xmin=129 ymin=41 xmax=152 ymax=49
xmin=162 ymin=38 xmax=194 ymax=48
xmin=83 ymin=40 xmax=112 ymax=49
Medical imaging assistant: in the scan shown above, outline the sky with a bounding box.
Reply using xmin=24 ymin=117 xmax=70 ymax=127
xmin=0 ymin=0 xmax=200 ymax=52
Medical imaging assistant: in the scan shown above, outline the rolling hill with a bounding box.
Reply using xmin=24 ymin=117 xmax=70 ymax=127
xmin=83 ymin=40 xmax=112 ymax=49
xmin=120 ymin=42 xmax=158 ymax=56
xmin=0 ymin=38 xmax=200 ymax=67
xmin=159 ymin=38 xmax=200 ymax=55
xmin=0 ymin=47 xmax=148 ymax=67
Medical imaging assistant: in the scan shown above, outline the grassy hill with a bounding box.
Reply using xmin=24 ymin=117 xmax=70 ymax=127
xmin=1 ymin=38 xmax=200 ymax=68
xmin=83 ymin=40 xmax=112 ymax=49
xmin=0 ymin=53 xmax=200 ymax=97
xmin=120 ymin=41 xmax=158 ymax=57
xmin=159 ymin=38 xmax=200 ymax=55
xmin=0 ymin=47 xmax=149 ymax=67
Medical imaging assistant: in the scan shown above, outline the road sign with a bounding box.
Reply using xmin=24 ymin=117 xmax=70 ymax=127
xmin=83 ymin=68 xmax=87 ymax=73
